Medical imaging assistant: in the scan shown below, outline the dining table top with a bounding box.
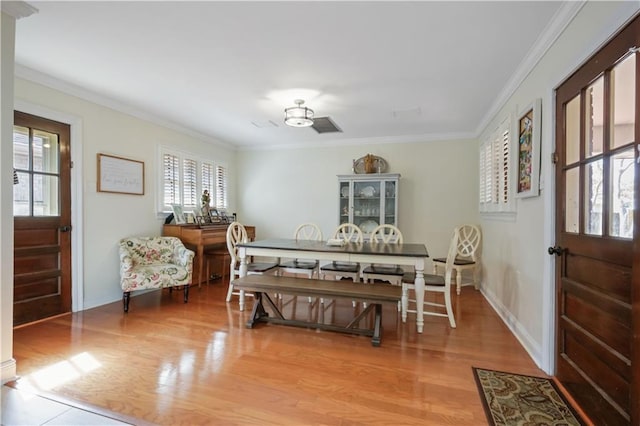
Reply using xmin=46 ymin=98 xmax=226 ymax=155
xmin=237 ymin=238 xmax=429 ymax=258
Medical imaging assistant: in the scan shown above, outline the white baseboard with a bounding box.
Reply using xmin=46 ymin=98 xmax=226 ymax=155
xmin=1 ymin=358 xmax=17 ymax=384
xmin=480 ymin=286 xmax=543 ymax=369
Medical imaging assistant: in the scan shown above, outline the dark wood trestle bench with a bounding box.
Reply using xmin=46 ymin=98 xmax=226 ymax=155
xmin=231 ymin=275 xmax=402 ymax=346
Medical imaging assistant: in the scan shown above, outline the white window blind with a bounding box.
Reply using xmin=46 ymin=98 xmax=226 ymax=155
xmin=215 ymin=165 xmax=228 ymax=209
xmin=163 ymin=153 xmax=180 ymax=207
xmin=183 ymin=159 xmax=197 ymax=208
xmin=479 ymin=116 xmax=513 ymax=213
xmin=159 ymin=148 xmax=229 ymax=213
xmin=201 ymin=162 xmax=214 ymax=200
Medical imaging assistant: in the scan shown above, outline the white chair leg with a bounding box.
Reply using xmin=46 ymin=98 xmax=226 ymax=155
xmin=473 ymin=266 xmax=480 ymax=290
xmin=225 ymin=280 xmax=234 ymax=302
xmin=456 ymin=268 xmax=462 ymax=295
xmin=401 ymin=285 xmax=408 ymax=323
xmin=444 ymin=288 xmax=456 ymax=328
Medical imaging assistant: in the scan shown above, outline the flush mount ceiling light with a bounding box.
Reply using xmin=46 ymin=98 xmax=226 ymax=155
xmin=284 ymin=99 xmax=314 ymax=127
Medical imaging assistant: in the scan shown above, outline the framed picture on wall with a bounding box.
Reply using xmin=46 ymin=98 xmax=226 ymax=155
xmin=515 ymin=98 xmax=542 ymax=198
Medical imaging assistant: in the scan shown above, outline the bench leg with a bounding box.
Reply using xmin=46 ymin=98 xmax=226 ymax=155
xmin=372 ymin=303 xmax=382 ymax=347
xmin=346 ymin=304 xmax=375 ymax=329
xmin=183 ymin=285 xmax=189 ymax=303
xmin=246 ymin=292 xmax=269 ymax=329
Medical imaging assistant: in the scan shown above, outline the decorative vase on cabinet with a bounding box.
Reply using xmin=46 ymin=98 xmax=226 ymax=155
xmin=338 ymin=173 xmax=400 ymax=238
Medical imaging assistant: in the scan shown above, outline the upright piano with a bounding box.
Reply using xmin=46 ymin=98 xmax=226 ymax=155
xmin=163 ymin=224 xmax=255 ymax=285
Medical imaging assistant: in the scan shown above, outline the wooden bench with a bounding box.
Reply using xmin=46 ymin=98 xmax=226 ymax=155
xmin=231 ymin=275 xmax=401 ymax=346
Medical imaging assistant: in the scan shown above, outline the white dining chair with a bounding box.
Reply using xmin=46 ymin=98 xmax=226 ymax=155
xmin=278 ymin=223 xmax=323 ymax=303
xmin=401 ymin=229 xmax=457 ymax=328
xmin=225 ymin=221 xmax=278 ymax=303
xmin=361 ymin=224 xmax=404 ymax=311
xmin=278 ymin=223 xmax=323 ymax=278
xmin=433 ymin=224 xmax=481 ymax=295
xmin=319 ymin=223 xmax=363 ymax=282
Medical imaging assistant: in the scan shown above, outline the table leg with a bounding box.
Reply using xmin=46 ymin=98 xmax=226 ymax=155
xmin=238 ymin=247 xmax=248 ymax=311
xmin=196 ymin=244 xmax=204 ymax=288
xmin=414 ymin=269 xmax=425 ymax=333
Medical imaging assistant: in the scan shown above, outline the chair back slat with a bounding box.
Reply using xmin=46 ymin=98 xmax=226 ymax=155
xmin=295 ymin=223 xmax=323 ymax=241
xmin=456 ymin=224 xmax=481 ymax=260
xmin=227 ymin=222 xmax=248 ymax=269
xmin=369 ymin=224 xmax=403 ymax=244
xmin=333 ymin=223 xmax=363 ymax=243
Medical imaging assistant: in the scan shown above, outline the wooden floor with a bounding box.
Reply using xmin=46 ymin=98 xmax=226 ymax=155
xmin=10 ymin=279 xmax=549 ymax=425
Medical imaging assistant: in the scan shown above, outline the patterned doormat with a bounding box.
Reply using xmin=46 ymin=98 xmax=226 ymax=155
xmin=472 ymin=367 xmax=586 ymax=426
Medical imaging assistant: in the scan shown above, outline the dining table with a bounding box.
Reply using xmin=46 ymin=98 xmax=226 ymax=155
xmin=236 ymin=238 xmax=430 ymax=333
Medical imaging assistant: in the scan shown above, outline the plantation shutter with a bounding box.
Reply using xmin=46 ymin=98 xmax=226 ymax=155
xmin=215 ymin=165 xmax=228 ymax=209
xmin=183 ymin=158 xmax=197 ymax=208
xmin=479 ymin=116 xmax=513 ymax=213
xmin=163 ymin=153 xmax=180 ymax=207
xmin=201 ymin=162 xmax=214 ymax=206
xmin=501 ymin=124 xmax=510 ymax=204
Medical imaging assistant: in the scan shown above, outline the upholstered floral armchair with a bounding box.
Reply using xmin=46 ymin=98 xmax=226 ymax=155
xmin=119 ymin=236 xmax=195 ymax=312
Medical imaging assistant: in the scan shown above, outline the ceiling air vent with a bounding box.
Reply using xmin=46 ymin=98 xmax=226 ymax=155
xmin=311 ymin=117 xmax=342 ymax=134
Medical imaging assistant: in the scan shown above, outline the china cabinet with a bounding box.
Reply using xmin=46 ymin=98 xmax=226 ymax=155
xmin=338 ymin=173 xmax=400 ymax=238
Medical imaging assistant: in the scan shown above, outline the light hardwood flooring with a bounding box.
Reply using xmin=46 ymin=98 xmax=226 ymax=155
xmin=7 ymin=278 xmax=555 ymax=425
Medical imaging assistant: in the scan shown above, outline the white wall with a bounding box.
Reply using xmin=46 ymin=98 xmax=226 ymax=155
xmin=478 ymin=1 xmax=640 ymax=372
xmin=237 ymin=139 xmax=480 ymax=269
xmin=14 ymin=77 xmax=237 ymax=309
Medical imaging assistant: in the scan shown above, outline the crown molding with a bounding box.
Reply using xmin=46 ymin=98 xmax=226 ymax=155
xmin=238 ymin=131 xmax=477 ymax=152
xmin=475 ymin=1 xmax=586 ymax=136
xmin=1 ymin=1 xmax=37 ymax=19
xmin=14 ymin=64 xmax=236 ymax=151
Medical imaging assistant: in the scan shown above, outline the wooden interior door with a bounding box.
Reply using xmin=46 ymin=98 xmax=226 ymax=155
xmin=13 ymin=111 xmax=72 ymax=326
xmin=553 ymin=16 xmax=639 ymax=426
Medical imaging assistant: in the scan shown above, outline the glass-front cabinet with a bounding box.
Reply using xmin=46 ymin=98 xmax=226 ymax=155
xmin=338 ymin=173 xmax=400 ymax=238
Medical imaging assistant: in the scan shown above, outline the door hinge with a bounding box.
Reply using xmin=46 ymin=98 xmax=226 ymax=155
xmin=70 ymin=161 xmax=74 ymax=168
xmin=552 ymin=152 xmax=559 ymax=164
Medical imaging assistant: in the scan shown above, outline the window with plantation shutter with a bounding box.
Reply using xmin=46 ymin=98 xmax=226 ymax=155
xmin=159 ymin=147 xmax=229 ymax=214
xmin=215 ymin=165 xmax=228 ymax=209
xmin=479 ymin=116 xmax=513 ymax=213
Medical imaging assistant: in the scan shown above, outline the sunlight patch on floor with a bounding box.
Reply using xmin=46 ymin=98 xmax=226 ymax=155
xmin=20 ymin=352 xmax=102 ymax=391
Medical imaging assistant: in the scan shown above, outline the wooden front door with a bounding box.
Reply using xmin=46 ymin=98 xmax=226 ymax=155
xmin=553 ymin=16 xmax=639 ymax=426
xmin=13 ymin=111 xmax=72 ymax=326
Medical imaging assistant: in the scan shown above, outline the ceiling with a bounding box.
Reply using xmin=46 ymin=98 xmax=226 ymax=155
xmin=14 ymin=1 xmax=572 ymax=150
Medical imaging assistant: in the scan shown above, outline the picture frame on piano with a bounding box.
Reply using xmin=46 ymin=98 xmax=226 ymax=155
xmin=171 ymin=204 xmax=186 ymax=224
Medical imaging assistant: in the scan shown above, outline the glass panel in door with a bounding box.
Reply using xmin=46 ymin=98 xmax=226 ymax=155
xmin=609 ymin=148 xmax=634 ymax=238
xmin=584 ymin=159 xmax=603 ymax=235
xmin=611 ymin=53 xmax=635 ymax=149
xmin=13 ymin=126 xmax=61 ymax=217
xmin=565 ymin=166 xmax=579 ymax=233
xmin=565 ymin=95 xmax=581 ymax=165
xmin=585 ymin=76 xmax=604 ymax=158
